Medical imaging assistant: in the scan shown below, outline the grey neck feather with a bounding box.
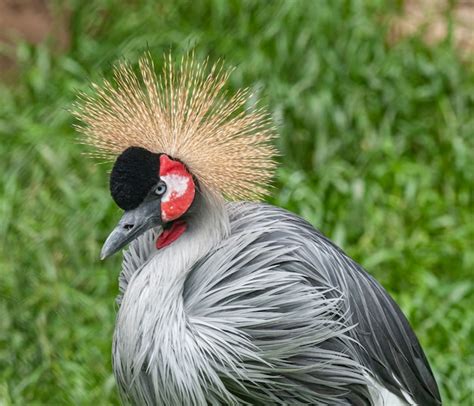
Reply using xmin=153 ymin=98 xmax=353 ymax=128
xmin=113 ymin=189 xmax=230 ymax=405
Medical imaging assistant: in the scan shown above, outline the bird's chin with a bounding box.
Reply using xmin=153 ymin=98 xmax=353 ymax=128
xmin=156 ymin=220 xmax=188 ymax=249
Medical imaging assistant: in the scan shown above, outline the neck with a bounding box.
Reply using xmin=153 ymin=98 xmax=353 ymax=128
xmin=113 ymin=190 xmax=230 ymax=402
xmin=155 ymin=189 xmax=230 ymax=277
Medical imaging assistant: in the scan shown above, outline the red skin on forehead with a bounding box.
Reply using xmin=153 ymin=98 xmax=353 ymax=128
xmin=159 ymin=155 xmax=195 ymax=223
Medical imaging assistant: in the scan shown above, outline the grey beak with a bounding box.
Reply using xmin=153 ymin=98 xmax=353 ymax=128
xmin=101 ymin=199 xmax=162 ymax=260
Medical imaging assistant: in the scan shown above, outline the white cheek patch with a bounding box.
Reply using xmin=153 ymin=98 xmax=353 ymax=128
xmin=161 ymin=174 xmax=190 ymax=202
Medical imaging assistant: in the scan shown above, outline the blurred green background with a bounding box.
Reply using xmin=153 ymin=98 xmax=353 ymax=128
xmin=0 ymin=0 xmax=473 ymax=404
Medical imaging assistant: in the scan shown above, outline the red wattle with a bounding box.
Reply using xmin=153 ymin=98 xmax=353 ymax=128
xmin=156 ymin=221 xmax=187 ymax=249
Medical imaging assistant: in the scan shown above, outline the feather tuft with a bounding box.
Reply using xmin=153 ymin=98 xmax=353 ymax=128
xmin=73 ymin=52 xmax=277 ymax=200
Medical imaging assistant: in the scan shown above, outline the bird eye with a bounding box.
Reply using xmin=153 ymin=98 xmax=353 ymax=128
xmin=155 ymin=181 xmax=167 ymax=196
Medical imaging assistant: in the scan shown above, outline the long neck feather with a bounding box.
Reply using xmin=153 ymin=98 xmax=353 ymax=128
xmin=113 ymin=189 xmax=229 ymax=404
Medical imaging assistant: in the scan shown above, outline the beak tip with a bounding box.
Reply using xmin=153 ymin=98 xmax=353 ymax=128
xmin=100 ymin=245 xmax=112 ymax=260
xmin=100 ymin=245 xmax=114 ymax=260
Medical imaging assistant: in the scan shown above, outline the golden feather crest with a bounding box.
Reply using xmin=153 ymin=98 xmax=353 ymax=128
xmin=73 ymin=53 xmax=277 ymax=200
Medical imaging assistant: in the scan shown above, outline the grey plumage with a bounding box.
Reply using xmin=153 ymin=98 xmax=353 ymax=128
xmin=112 ymin=195 xmax=441 ymax=405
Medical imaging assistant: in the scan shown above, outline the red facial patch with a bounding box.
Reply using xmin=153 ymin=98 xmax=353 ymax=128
xmin=159 ymin=155 xmax=195 ymax=222
xmin=156 ymin=221 xmax=187 ymax=249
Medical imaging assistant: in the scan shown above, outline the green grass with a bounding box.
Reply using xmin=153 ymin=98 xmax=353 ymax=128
xmin=0 ymin=0 xmax=472 ymax=404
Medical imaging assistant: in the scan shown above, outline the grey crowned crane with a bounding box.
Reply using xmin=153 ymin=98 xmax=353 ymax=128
xmin=74 ymin=54 xmax=441 ymax=405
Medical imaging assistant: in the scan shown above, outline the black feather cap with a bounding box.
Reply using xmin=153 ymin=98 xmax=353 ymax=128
xmin=110 ymin=146 xmax=160 ymax=210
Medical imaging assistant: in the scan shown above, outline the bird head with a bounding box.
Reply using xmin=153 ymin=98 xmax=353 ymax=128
xmin=99 ymin=148 xmax=197 ymax=258
xmin=73 ymin=53 xmax=276 ymax=259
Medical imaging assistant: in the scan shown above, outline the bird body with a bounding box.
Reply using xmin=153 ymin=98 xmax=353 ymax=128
xmin=74 ymin=54 xmax=441 ymax=405
xmin=112 ymin=200 xmax=440 ymax=405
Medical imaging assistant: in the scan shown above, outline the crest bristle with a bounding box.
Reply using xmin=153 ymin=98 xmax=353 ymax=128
xmin=73 ymin=52 xmax=277 ymax=200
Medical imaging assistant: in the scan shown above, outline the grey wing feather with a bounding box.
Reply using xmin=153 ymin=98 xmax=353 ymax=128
xmin=118 ymin=201 xmax=441 ymax=405
xmin=216 ymin=202 xmax=441 ymax=405
xmin=184 ymin=213 xmax=373 ymax=405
